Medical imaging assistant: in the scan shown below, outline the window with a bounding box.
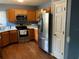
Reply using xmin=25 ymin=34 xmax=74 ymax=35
xmin=0 ymin=11 xmax=7 ymax=26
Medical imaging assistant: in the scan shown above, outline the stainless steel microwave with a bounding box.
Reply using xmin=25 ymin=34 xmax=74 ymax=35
xmin=16 ymin=15 xmax=27 ymax=21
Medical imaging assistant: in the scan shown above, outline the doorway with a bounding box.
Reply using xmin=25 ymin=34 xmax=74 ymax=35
xmin=52 ymin=1 xmax=67 ymax=59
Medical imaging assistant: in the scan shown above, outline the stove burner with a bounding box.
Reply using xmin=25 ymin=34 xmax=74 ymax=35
xmin=16 ymin=25 xmax=27 ymax=30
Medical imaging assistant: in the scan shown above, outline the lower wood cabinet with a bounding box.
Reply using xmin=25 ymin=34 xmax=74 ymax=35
xmin=0 ymin=30 xmax=18 ymax=47
xmin=29 ymin=29 xmax=38 ymax=42
xmin=0 ymin=48 xmax=2 ymax=59
xmin=9 ymin=30 xmax=18 ymax=43
xmin=1 ymin=31 xmax=9 ymax=46
xmin=0 ymin=33 xmax=2 ymax=47
xmin=0 ymin=29 xmax=38 ymax=47
xmin=33 ymin=29 xmax=38 ymax=42
xmin=29 ymin=29 xmax=34 ymax=40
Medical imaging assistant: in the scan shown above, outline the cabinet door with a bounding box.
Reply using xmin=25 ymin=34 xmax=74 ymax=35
xmin=27 ymin=10 xmax=36 ymax=22
xmin=7 ymin=9 xmax=16 ymax=22
xmin=0 ymin=33 xmax=2 ymax=47
xmin=34 ymin=29 xmax=38 ymax=42
xmin=9 ymin=30 xmax=18 ymax=43
xmin=29 ymin=29 xmax=38 ymax=42
xmin=29 ymin=29 xmax=34 ymax=40
xmin=15 ymin=9 xmax=27 ymax=15
xmin=2 ymin=31 xmax=9 ymax=46
xmin=0 ymin=48 xmax=2 ymax=58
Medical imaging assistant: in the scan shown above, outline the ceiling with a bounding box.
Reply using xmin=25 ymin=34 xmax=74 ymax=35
xmin=0 ymin=0 xmax=50 ymax=6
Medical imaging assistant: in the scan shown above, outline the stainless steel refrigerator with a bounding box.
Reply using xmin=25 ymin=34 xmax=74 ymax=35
xmin=38 ymin=13 xmax=52 ymax=53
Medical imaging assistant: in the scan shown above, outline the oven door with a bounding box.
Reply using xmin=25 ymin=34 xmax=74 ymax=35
xmin=19 ymin=30 xmax=28 ymax=37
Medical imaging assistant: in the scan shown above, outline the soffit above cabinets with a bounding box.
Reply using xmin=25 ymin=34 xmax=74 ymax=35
xmin=0 ymin=0 xmax=50 ymax=6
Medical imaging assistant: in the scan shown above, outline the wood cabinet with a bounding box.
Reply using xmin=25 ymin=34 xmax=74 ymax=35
xmin=36 ymin=9 xmax=41 ymax=22
xmin=0 ymin=29 xmax=38 ymax=47
xmin=29 ymin=29 xmax=34 ymax=40
xmin=7 ymin=8 xmax=27 ymax=22
xmin=7 ymin=9 xmax=16 ymax=22
xmin=14 ymin=9 xmax=27 ymax=15
xmin=43 ymin=7 xmax=51 ymax=13
xmin=9 ymin=30 xmax=18 ymax=43
xmin=7 ymin=8 xmax=37 ymax=23
xmin=0 ymin=30 xmax=18 ymax=47
xmin=0 ymin=48 xmax=1 ymax=57
xmin=27 ymin=10 xmax=36 ymax=22
xmin=1 ymin=31 xmax=9 ymax=46
xmin=33 ymin=29 xmax=38 ymax=42
xmin=29 ymin=29 xmax=38 ymax=42
xmin=36 ymin=7 xmax=51 ymax=21
xmin=0 ymin=33 xmax=2 ymax=47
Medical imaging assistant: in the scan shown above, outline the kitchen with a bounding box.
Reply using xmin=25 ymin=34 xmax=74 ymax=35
xmin=0 ymin=0 xmax=69 ymax=59
xmin=0 ymin=0 xmax=55 ymax=59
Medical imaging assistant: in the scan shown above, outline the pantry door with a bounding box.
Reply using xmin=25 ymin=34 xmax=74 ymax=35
xmin=53 ymin=1 xmax=67 ymax=59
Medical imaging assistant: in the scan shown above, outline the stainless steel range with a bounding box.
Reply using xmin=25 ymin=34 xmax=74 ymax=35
xmin=15 ymin=15 xmax=30 ymax=42
xmin=16 ymin=25 xmax=29 ymax=42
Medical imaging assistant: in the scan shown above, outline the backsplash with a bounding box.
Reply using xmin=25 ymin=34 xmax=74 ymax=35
xmin=7 ymin=22 xmax=16 ymax=26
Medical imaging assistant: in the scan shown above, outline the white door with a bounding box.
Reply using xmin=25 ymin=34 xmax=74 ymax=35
xmin=52 ymin=1 xmax=67 ymax=59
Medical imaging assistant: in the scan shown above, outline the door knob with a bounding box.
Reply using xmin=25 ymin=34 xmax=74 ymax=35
xmin=54 ymin=34 xmax=56 ymax=36
xmin=61 ymin=52 xmax=63 ymax=55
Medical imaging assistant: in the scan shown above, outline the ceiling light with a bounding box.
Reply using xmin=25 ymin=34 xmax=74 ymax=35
xmin=17 ymin=0 xmax=24 ymax=3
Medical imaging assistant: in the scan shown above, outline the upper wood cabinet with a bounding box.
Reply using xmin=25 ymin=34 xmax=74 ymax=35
xmin=27 ymin=10 xmax=36 ymax=22
xmin=35 ymin=7 xmax=51 ymax=22
xmin=15 ymin=9 xmax=27 ymax=15
xmin=43 ymin=7 xmax=51 ymax=13
xmin=7 ymin=9 xmax=16 ymax=22
xmin=7 ymin=8 xmax=27 ymax=23
xmin=7 ymin=8 xmax=37 ymax=23
xmin=36 ymin=9 xmax=41 ymax=22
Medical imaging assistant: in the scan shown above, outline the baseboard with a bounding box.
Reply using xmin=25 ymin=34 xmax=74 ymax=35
xmin=50 ymin=53 xmax=57 ymax=59
xmin=50 ymin=53 xmax=54 ymax=56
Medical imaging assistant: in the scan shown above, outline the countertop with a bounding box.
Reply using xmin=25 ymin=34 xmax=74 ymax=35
xmin=0 ymin=26 xmax=38 ymax=33
xmin=27 ymin=26 xmax=38 ymax=29
xmin=0 ymin=28 xmax=17 ymax=33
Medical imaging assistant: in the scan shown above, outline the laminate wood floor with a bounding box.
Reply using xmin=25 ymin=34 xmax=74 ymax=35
xmin=2 ymin=41 xmax=56 ymax=59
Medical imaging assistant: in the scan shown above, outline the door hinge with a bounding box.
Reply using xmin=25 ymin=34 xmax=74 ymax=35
xmin=63 ymin=31 xmax=64 ymax=34
xmin=64 ymin=7 xmax=66 ymax=11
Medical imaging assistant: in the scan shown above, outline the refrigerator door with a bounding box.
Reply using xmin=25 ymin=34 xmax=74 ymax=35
xmin=39 ymin=13 xmax=49 ymax=53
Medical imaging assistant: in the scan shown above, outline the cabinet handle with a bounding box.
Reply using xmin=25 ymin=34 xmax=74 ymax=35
xmin=0 ymin=36 xmax=1 ymax=39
